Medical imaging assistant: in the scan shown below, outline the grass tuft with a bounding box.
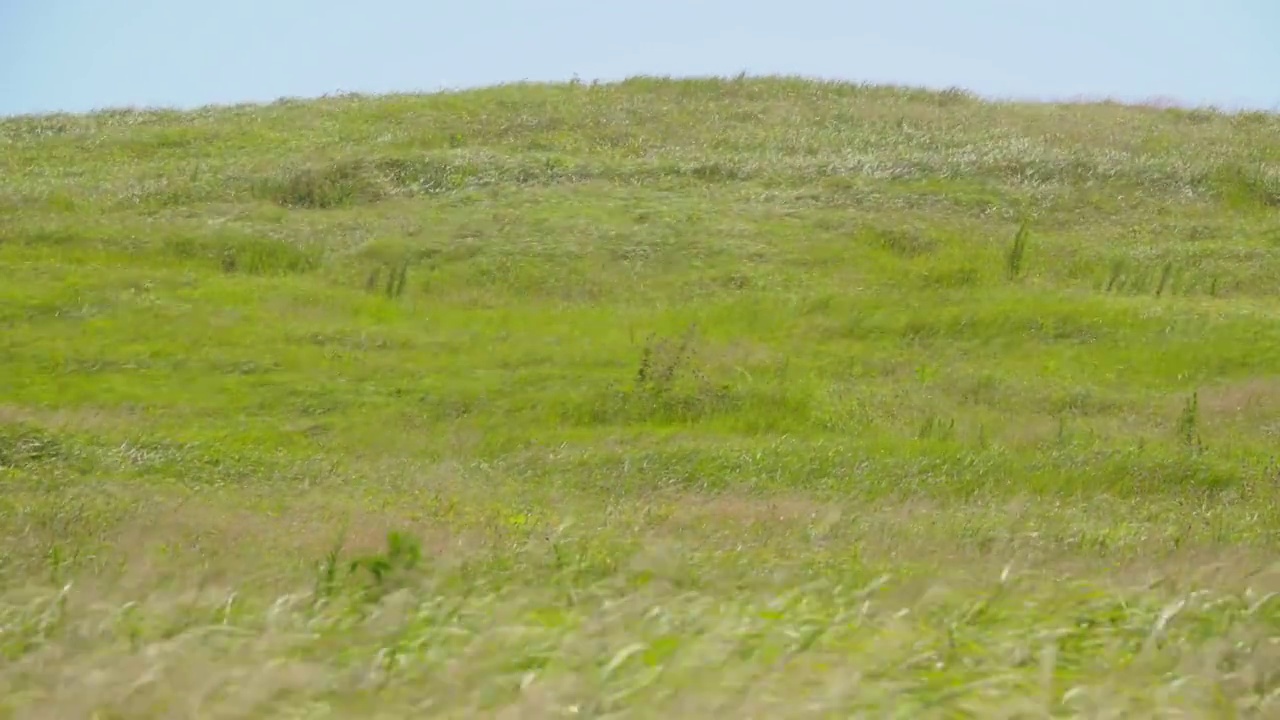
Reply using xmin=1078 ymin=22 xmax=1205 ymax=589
xmin=1006 ymin=221 xmax=1030 ymax=280
xmin=262 ymin=160 xmax=386 ymax=208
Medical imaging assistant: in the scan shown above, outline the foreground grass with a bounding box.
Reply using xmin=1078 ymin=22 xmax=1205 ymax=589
xmin=3 ymin=76 xmax=1280 ymax=717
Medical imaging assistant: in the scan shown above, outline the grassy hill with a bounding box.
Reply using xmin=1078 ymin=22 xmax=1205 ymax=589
xmin=3 ymin=75 xmax=1280 ymax=717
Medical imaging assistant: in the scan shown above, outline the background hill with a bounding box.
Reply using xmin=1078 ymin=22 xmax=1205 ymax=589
xmin=3 ymin=76 xmax=1280 ymax=717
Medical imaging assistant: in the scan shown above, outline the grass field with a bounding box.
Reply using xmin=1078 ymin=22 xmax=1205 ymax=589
xmin=3 ymin=75 xmax=1280 ymax=718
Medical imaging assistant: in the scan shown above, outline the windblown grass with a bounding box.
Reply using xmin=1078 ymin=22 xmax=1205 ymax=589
xmin=3 ymin=75 xmax=1280 ymax=718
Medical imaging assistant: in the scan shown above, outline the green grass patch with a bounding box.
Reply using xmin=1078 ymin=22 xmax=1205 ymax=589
xmin=3 ymin=76 xmax=1280 ymax=717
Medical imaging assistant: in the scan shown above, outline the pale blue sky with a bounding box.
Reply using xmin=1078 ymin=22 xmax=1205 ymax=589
xmin=2 ymin=0 xmax=1277 ymax=117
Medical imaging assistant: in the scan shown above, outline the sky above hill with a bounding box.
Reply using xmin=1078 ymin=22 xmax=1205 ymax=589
xmin=2 ymin=0 xmax=1278 ymax=116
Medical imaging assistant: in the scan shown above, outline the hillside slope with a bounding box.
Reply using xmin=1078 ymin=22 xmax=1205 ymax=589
xmin=3 ymin=77 xmax=1280 ymax=717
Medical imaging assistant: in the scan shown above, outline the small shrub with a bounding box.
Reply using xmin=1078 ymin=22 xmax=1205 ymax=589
xmin=635 ymin=326 xmax=698 ymax=393
xmin=566 ymin=326 xmax=751 ymax=427
xmin=263 ymin=161 xmax=383 ymax=209
xmin=346 ymin=531 xmax=425 ymax=602
xmin=627 ymin=327 xmax=738 ymax=422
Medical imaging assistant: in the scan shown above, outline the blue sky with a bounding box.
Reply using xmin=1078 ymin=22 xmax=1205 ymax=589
xmin=2 ymin=0 xmax=1278 ymax=116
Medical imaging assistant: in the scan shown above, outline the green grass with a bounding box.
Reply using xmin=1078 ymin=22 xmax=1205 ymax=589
xmin=3 ymin=75 xmax=1280 ymax=718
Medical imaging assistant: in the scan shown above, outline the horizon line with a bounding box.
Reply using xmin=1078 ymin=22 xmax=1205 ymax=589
xmin=4 ymin=72 xmax=1277 ymax=120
